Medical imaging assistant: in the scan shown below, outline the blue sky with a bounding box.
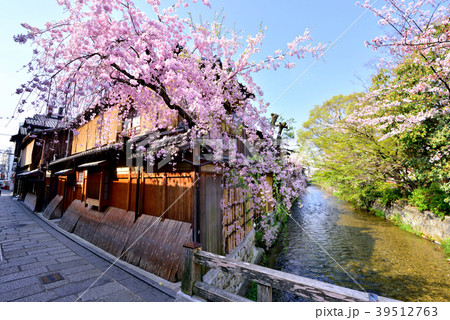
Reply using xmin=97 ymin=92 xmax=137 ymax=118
xmin=0 ymin=0 xmax=385 ymax=148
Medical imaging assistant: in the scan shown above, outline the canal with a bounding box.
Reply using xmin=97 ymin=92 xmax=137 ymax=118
xmin=266 ymin=186 xmax=450 ymax=302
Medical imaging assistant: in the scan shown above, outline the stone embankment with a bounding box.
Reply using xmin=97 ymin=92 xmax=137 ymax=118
xmin=371 ymin=200 xmax=450 ymax=243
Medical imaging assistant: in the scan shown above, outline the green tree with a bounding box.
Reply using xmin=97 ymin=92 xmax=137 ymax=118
xmin=298 ymin=93 xmax=409 ymax=207
xmin=300 ymin=58 xmax=450 ymax=216
xmin=355 ymin=56 xmax=450 ymax=214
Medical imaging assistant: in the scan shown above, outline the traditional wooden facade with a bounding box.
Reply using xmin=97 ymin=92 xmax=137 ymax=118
xmin=10 ymin=103 xmax=271 ymax=282
xmin=11 ymin=114 xmax=69 ymax=212
xmin=41 ymin=107 xmax=190 ymax=281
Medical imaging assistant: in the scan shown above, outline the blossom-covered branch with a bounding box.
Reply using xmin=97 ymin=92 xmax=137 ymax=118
xmin=14 ymin=0 xmax=318 ymax=224
xmin=350 ymin=0 xmax=450 ymax=137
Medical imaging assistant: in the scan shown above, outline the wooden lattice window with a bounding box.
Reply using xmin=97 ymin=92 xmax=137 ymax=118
xmin=76 ymin=171 xmax=84 ymax=185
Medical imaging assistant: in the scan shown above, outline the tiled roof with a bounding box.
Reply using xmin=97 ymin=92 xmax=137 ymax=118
xmin=49 ymin=144 xmax=121 ymax=167
xmin=24 ymin=114 xmax=60 ymax=129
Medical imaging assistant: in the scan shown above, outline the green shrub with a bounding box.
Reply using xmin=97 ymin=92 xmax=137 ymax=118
xmin=335 ymin=184 xmax=380 ymax=209
xmin=441 ymin=239 xmax=450 ymax=259
xmin=254 ymin=229 xmax=264 ymax=248
xmin=379 ymin=186 xmax=403 ymax=206
xmin=274 ymin=204 xmax=289 ymax=225
xmin=374 ymin=209 xmax=385 ymax=218
xmin=399 ymin=223 xmax=423 ymax=237
xmin=409 ymin=183 xmax=450 ymax=218
xmin=357 ymin=185 xmax=380 ymax=208
xmin=245 ymin=282 xmax=258 ymax=301
xmin=388 ymin=214 xmax=402 ymax=225
xmin=409 ymin=188 xmax=429 ymax=211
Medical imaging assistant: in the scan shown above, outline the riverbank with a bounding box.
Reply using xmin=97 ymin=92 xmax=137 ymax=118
xmin=316 ymin=183 xmax=450 ymax=258
xmin=370 ymin=199 xmax=450 ymax=258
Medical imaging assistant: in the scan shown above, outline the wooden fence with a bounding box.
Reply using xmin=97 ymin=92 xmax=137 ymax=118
xmin=222 ymin=175 xmax=273 ymax=254
xmin=181 ymin=243 xmax=400 ymax=302
xmin=222 ymin=188 xmax=254 ymax=253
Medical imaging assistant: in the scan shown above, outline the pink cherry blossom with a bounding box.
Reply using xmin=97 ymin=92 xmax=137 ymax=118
xmin=15 ymin=0 xmax=314 ymax=243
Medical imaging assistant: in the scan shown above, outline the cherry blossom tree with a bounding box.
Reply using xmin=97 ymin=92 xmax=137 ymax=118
xmin=347 ymin=0 xmax=450 ymax=211
xmin=350 ymin=0 xmax=450 ymax=137
xmin=14 ymin=0 xmax=322 ymax=231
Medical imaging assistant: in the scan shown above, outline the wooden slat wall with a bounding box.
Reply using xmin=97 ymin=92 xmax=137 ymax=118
xmin=199 ymin=173 xmax=223 ymax=255
xmin=71 ymin=107 xmax=119 ymax=155
xmin=222 ymin=187 xmax=254 ymax=253
xmin=58 ymin=200 xmax=86 ymax=233
xmin=91 ymin=207 xmax=135 ymax=257
xmin=140 ymin=105 xmax=179 ymax=132
xmin=140 ymin=111 xmax=158 ymax=133
xmin=57 ymin=177 xmax=66 ymax=196
xmin=86 ymin=116 xmax=98 ymax=150
xmin=73 ymin=208 xmax=105 ymax=243
xmin=142 ymin=175 xmax=165 ymax=217
xmin=43 ymin=195 xmax=63 ymax=220
xmin=109 ymin=172 xmax=194 ymax=224
xmin=71 ymin=122 xmax=87 ymax=154
xmin=122 ymin=214 xmax=192 ymax=282
xmin=165 ymin=173 xmax=194 ymax=223
xmin=57 ymin=176 xmax=80 ymax=214
xmin=100 ymin=108 xmax=119 ymax=145
xmin=72 ymin=123 xmax=84 ymax=154
xmin=75 ymin=186 xmax=83 ymax=201
xmin=121 ymin=215 xmax=161 ymax=270
xmin=61 ymin=177 xmax=76 ymax=214
xmin=109 ymin=180 xmax=129 ymax=210
xmin=72 ymin=105 xmax=181 ymax=155
xmin=266 ymin=175 xmax=274 ymax=214
xmin=66 ymin=187 xmax=75 ymax=213
xmin=245 ymin=195 xmax=254 ymax=236
xmin=58 ymin=200 xmax=191 ymax=282
xmin=24 ymin=192 xmax=37 ymax=212
xmin=22 ymin=140 xmax=35 ymax=167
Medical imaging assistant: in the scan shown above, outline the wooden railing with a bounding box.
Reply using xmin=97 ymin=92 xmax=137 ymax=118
xmin=181 ymin=243 xmax=400 ymax=302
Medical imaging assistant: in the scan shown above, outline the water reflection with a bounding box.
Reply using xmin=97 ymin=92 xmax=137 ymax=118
xmin=267 ymin=186 xmax=450 ymax=302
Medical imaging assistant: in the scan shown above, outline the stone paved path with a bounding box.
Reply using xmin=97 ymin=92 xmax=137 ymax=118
xmin=0 ymin=191 xmax=175 ymax=302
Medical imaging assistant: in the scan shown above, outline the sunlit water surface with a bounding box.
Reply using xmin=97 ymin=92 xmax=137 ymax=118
xmin=267 ymin=186 xmax=450 ymax=302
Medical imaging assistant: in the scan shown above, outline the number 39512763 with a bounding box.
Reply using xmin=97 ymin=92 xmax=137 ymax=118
xmin=376 ymin=307 xmax=438 ymax=317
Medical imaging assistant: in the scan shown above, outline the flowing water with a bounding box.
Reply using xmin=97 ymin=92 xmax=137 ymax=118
xmin=267 ymin=186 xmax=450 ymax=302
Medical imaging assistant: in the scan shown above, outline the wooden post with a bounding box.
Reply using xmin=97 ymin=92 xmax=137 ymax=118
xmin=135 ymin=165 xmax=141 ymax=221
xmin=98 ymin=169 xmax=104 ymax=210
xmin=159 ymin=175 xmax=165 ymax=221
xmin=139 ymin=173 xmax=144 ymax=216
xmin=162 ymin=173 xmax=167 ymax=218
xmin=257 ymin=283 xmax=272 ymax=302
xmin=181 ymin=242 xmax=202 ymax=296
xmin=126 ymin=167 xmax=131 ymax=211
xmin=82 ymin=170 xmax=87 ymax=202
xmin=193 ymin=166 xmax=200 ymax=243
xmin=62 ymin=177 xmax=67 ymax=213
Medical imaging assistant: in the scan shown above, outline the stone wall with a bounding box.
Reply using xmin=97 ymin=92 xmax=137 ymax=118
xmin=202 ymin=228 xmax=264 ymax=296
xmin=372 ymin=200 xmax=450 ymax=242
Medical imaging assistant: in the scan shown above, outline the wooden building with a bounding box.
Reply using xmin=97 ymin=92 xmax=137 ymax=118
xmin=10 ymin=114 xmax=69 ymax=212
xmin=9 ymin=104 xmax=267 ymax=282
